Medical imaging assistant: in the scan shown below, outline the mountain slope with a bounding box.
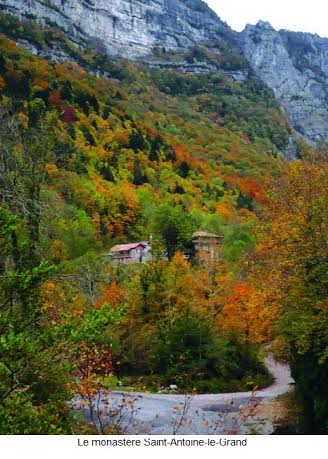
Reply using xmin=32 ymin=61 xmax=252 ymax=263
xmin=2 ymin=0 xmax=328 ymax=145
xmin=0 ymin=19 xmax=291 ymax=260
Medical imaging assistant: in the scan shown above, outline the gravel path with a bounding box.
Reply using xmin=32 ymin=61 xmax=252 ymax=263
xmin=76 ymin=354 xmax=294 ymax=435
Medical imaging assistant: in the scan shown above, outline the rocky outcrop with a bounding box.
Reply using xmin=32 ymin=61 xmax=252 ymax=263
xmin=1 ymin=0 xmax=233 ymax=58
xmin=142 ymin=59 xmax=247 ymax=79
xmin=241 ymin=21 xmax=328 ymax=143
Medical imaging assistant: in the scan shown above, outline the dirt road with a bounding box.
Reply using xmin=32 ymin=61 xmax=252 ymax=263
xmin=76 ymin=354 xmax=294 ymax=435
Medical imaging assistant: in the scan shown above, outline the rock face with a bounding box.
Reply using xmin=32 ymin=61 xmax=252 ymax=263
xmin=241 ymin=21 xmax=328 ymax=143
xmin=1 ymin=0 xmax=233 ymax=58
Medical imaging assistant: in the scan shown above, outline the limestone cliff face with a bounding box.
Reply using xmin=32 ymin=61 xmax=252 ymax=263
xmin=1 ymin=0 xmax=232 ymax=57
xmin=241 ymin=21 xmax=328 ymax=143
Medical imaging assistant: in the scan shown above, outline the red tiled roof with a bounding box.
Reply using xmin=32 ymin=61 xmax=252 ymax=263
xmin=110 ymin=242 xmax=147 ymax=253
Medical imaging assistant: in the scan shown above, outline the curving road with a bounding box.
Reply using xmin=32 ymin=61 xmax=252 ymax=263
xmin=76 ymin=354 xmax=294 ymax=435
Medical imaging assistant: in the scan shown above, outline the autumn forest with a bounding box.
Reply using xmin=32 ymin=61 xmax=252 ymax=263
xmin=1 ymin=12 xmax=328 ymax=435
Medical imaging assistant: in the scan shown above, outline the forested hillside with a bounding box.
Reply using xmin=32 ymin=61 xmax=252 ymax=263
xmin=0 ymin=13 xmax=327 ymax=435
